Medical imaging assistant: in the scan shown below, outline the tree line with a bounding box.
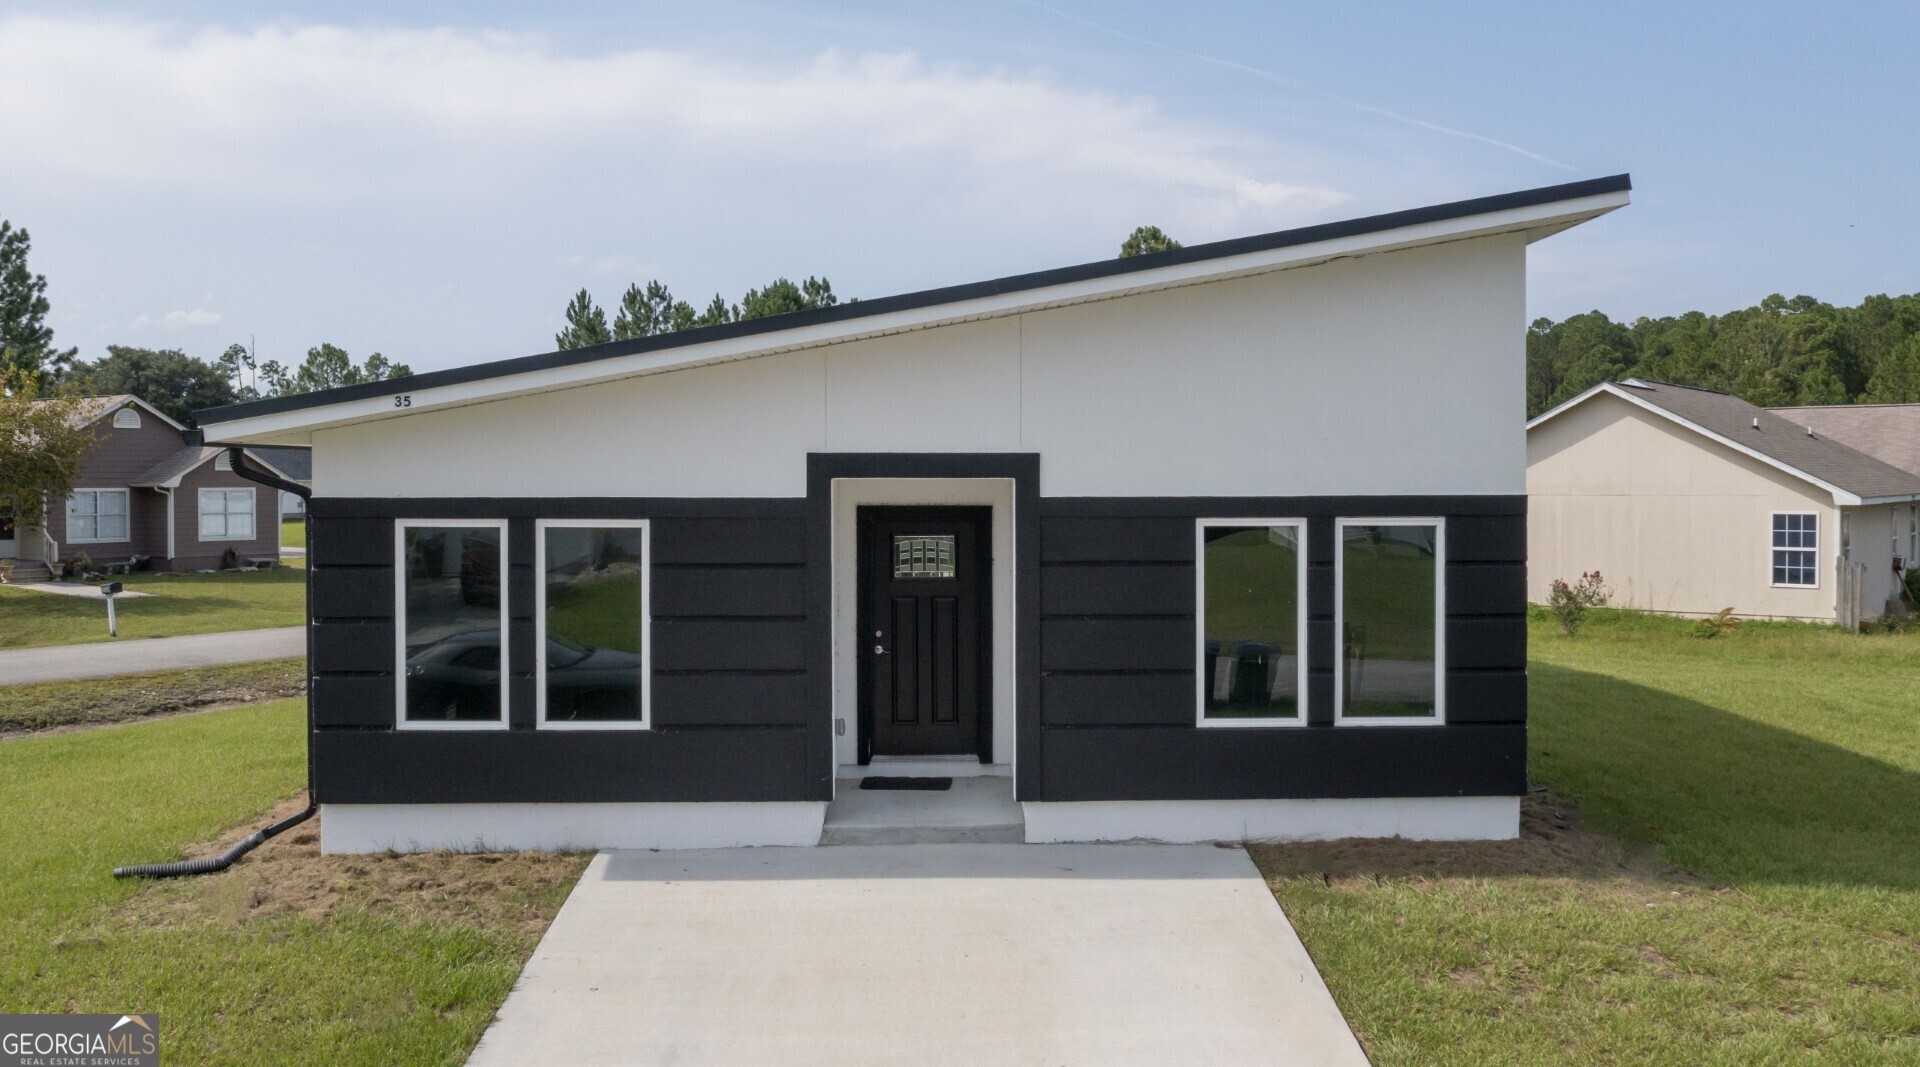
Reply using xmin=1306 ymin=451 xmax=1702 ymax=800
xmin=1 ymin=220 xmax=410 ymax=427
xmin=1528 ymin=292 xmax=1920 ymax=417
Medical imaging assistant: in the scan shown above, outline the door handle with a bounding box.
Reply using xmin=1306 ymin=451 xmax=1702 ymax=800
xmin=874 ymin=645 xmax=888 ymax=654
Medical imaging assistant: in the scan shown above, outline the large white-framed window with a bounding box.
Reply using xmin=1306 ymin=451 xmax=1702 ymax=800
xmin=1195 ymin=519 xmax=1308 ymax=727
xmin=535 ymin=519 xmax=651 ymax=730
xmin=1334 ymin=517 xmax=1445 ymax=726
xmin=198 ymin=488 xmax=255 ymax=541
xmin=396 ymin=520 xmax=510 ymax=730
xmin=1770 ymin=512 xmax=1819 ymax=588
xmin=65 ymin=489 xmax=130 ymax=544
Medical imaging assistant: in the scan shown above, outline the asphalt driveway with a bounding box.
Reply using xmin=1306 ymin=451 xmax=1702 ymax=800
xmin=467 ymin=844 xmax=1368 ymax=1066
xmin=0 ymin=627 xmax=304 ymax=684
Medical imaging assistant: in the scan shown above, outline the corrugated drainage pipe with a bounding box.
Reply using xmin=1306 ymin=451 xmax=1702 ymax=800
xmin=114 ymin=448 xmax=317 ymax=879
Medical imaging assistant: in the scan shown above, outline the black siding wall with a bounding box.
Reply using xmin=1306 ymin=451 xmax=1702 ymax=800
xmin=306 ymin=486 xmax=1525 ymax=807
xmin=1036 ymin=496 xmax=1527 ymax=801
xmin=308 ymin=497 xmax=826 ymax=804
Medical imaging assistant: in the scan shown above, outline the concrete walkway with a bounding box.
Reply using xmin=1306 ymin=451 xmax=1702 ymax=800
xmin=4 ymin=581 xmax=155 ymax=599
xmin=0 ymin=627 xmax=305 ymax=684
xmin=467 ymin=845 xmax=1369 ymax=1067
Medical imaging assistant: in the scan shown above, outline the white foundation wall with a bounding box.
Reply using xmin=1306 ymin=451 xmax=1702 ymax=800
xmin=312 ymin=235 xmax=1527 ymax=499
xmin=1023 ymin=797 xmax=1521 ymax=844
xmin=1528 ymin=392 xmax=1840 ymax=620
xmin=321 ymin=802 xmax=827 ymax=854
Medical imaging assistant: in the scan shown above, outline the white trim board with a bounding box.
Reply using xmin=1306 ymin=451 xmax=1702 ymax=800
xmin=320 ymin=802 xmax=828 ymax=854
xmin=1022 ymin=797 xmax=1520 ymax=844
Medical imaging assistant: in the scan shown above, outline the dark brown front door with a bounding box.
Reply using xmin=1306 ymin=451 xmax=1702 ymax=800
xmin=859 ymin=506 xmax=991 ymax=762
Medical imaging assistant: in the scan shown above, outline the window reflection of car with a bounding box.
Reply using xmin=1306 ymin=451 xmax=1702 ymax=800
xmin=404 ymin=629 xmax=642 ymax=720
xmin=459 ymin=533 xmax=501 ymax=606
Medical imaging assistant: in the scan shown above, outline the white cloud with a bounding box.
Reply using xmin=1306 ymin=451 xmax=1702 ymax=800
xmin=131 ymin=307 xmax=223 ymax=328
xmin=0 ymin=15 xmax=1349 ymax=235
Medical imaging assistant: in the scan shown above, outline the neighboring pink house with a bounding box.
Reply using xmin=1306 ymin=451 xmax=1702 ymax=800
xmin=8 ymin=395 xmax=296 ymax=575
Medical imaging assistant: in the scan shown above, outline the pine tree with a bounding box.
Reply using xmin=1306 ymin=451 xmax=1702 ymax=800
xmin=1119 ymin=225 xmax=1182 ymax=258
xmin=555 ymin=288 xmax=612 ymax=350
xmin=0 ymin=220 xmax=77 ymax=380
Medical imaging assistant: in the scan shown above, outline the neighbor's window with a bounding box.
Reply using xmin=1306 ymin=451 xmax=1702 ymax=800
xmin=66 ymin=490 xmax=129 ymax=543
xmin=112 ymin=407 xmax=141 ymax=429
xmin=1771 ymin=513 xmax=1818 ymax=587
xmin=537 ymin=521 xmax=649 ymax=728
xmin=1336 ymin=519 xmax=1443 ymax=723
xmin=198 ymin=488 xmax=255 ymax=541
xmin=398 ymin=522 xmax=509 ymax=727
xmin=1198 ymin=521 xmax=1306 ymax=724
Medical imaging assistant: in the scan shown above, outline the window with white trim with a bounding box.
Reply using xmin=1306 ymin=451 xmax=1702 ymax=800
xmin=1909 ymin=505 xmax=1918 ymax=571
xmin=1771 ymin=513 xmax=1818 ymax=587
xmin=112 ymin=407 xmax=141 ymax=429
xmin=1335 ymin=518 xmax=1444 ymax=724
xmin=536 ymin=520 xmax=650 ymax=728
xmin=66 ymin=490 xmax=129 ymax=543
xmin=1196 ymin=520 xmax=1306 ymax=725
xmin=198 ymin=488 xmax=255 ymax=541
xmin=397 ymin=522 xmax=509 ymax=728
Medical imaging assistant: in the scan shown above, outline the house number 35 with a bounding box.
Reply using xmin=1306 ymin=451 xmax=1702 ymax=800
xmin=393 ymin=395 xmax=412 ymax=408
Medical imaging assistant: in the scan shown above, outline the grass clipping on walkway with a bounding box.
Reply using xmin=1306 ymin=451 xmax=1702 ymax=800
xmin=0 ymin=701 xmax=588 ymax=1067
xmin=0 ymin=658 xmax=307 ymax=735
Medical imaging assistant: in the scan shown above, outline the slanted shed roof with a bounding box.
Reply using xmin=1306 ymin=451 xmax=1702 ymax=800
xmin=1769 ymin=403 xmax=1920 ymax=478
xmin=197 ymin=174 xmax=1632 ymax=445
xmin=1529 ymin=379 xmax=1920 ymax=505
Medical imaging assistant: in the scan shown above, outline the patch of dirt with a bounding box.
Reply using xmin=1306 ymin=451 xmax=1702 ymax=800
xmin=0 ymin=663 xmax=307 ymax=738
xmin=120 ymin=795 xmax=591 ymax=938
xmin=1249 ymin=788 xmax=1669 ymax=886
xmin=0 ymin=697 xmax=283 ymax=741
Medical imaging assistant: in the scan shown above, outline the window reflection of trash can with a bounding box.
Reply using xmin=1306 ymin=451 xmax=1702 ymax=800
xmin=1232 ymin=642 xmax=1276 ymax=704
xmin=1204 ymin=639 xmax=1228 ymax=703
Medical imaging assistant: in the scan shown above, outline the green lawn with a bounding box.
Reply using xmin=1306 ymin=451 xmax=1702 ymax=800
xmin=1258 ymin=609 xmax=1920 ymax=1065
xmin=0 ymin=701 xmax=585 ymax=1065
xmin=0 ymin=567 xmax=306 ymax=649
xmin=282 ymin=517 xmax=306 ymax=550
xmin=0 ymin=659 xmax=306 ymax=733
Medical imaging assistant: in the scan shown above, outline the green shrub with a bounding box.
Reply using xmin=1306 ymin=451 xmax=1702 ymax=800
xmin=1547 ymin=571 xmax=1611 ymax=635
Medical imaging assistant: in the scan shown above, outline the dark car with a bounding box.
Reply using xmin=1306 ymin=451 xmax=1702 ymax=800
xmin=404 ymin=628 xmax=643 ymax=721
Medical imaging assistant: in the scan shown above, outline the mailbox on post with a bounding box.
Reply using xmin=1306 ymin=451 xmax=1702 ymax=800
xmin=101 ymin=581 xmax=124 ymax=637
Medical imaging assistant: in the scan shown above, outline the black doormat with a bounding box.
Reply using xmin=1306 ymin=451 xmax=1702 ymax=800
xmin=860 ymin=776 xmax=953 ymax=791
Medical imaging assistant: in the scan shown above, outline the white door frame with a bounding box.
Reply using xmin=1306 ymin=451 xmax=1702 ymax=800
xmin=829 ymin=478 xmax=1016 ymax=792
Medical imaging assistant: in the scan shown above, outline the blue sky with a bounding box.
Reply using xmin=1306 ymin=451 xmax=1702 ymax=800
xmin=2 ymin=1 xmax=1915 ymax=374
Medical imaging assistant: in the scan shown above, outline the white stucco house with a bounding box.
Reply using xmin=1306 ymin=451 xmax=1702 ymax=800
xmin=195 ymin=175 xmax=1632 ymax=853
xmin=1528 ymin=379 xmax=1920 ymax=624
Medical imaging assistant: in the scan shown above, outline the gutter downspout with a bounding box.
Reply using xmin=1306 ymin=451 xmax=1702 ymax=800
xmin=113 ymin=448 xmax=317 ymax=878
xmin=156 ymin=487 xmax=175 ymax=565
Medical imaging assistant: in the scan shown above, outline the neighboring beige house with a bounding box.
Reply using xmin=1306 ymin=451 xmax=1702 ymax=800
xmin=1528 ymin=379 xmax=1920 ymax=624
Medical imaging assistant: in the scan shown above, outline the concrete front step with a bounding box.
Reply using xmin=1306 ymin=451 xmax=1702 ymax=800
xmin=5 ymin=564 xmax=53 ymax=583
xmin=821 ymin=775 xmax=1025 ymax=845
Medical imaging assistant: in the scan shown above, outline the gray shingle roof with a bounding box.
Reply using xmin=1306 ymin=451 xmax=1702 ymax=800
xmin=1616 ymin=380 xmax=1920 ymax=501
xmin=250 ymin=447 xmax=311 ymax=481
xmin=1769 ymin=403 xmax=1920 ymax=479
xmin=129 ymin=446 xmax=221 ymax=487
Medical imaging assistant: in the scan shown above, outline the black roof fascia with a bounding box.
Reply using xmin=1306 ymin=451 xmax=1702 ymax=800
xmin=197 ymin=174 xmax=1630 ymax=426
